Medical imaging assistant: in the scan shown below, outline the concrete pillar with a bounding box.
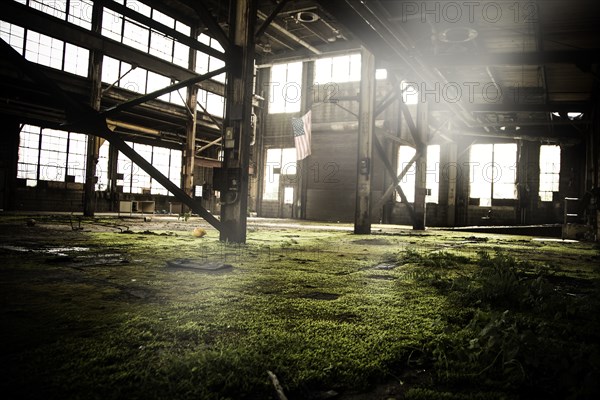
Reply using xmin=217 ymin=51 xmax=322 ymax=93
xmin=413 ymin=101 xmax=428 ymax=230
xmin=354 ymin=47 xmax=375 ymax=234
xmin=220 ymin=0 xmax=257 ymax=243
xmin=83 ymin=1 xmax=103 ymax=216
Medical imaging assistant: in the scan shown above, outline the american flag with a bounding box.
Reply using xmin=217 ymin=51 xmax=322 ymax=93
xmin=291 ymin=110 xmax=312 ymax=161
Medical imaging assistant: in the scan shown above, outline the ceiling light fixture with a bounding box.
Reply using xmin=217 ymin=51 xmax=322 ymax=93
xmin=296 ymin=11 xmax=319 ymax=23
xmin=438 ymin=27 xmax=478 ymax=43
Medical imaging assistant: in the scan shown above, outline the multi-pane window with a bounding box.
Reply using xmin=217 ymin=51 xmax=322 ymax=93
xmin=96 ymin=140 xmax=110 ymax=191
xmin=101 ymin=0 xmax=191 ymax=69
xmin=66 ymin=132 xmax=87 ymax=183
xmin=67 ymin=0 xmax=94 ymax=30
xmin=17 ymin=125 xmax=41 ymax=187
xmin=29 ymin=0 xmax=67 ymax=20
xmin=102 ymin=56 xmax=186 ymax=105
xmin=39 ymin=129 xmax=68 ymax=182
xmin=469 ymin=143 xmax=517 ymax=206
xmin=263 ymin=148 xmax=296 ymax=200
xmin=25 ymin=30 xmax=64 ymax=69
xmin=401 ymin=80 xmax=419 ymax=105
xmin=0 ymin=21 xmax=25 ymax=54
xmin=314 ymin=54 xmax=361 ymax=83
xmin=197 ymin=89 xmax=225 ymax=118
xmin=539 ymin=145 xmax=560 ymax=202
xmin=1 ymin=21 xmax=89 ymax=77
xmin=63 ymin=43 xmax=90 ymax=77
xmin=17 ymin=125 xmax=88 ymax=186
xmin=396 ymin=145 xmax=440 ymax=204
xmin=25 ymin=0 xmax=93 ymax=30
xmin=117 ymin=142 xmax=182 ymax=195
xmin=269 ymin=62 xmax=302 ymax=114
xmin=196 ymin=33 xmax=225 ymax=83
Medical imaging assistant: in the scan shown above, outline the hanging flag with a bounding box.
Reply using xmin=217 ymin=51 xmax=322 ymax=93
xmin=291 ymin=110 xmax=312 ymax=161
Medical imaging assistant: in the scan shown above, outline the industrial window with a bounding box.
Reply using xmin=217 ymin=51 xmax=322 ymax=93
xmin=196 ymin=33 xmax=225 ymax=83
xmin=539 ymin=145 xmax=560 ymax=202
xmin=122 ymin=19 xmax=150 ymax=52
xmin=67 ymin=0 xmax=93 ymax=30
xmin=1 ymin=22 xmax=89 ymax=77
xmin=400 ymin=80 xmax=419 ymax=105
xmin=63 ymin=43 xmax=89 ymax=77
xmin=263 ymin=148 xmax=296 ymax=201
xmin=102 ymin=56 xmax=187 ymax=106
xmin=25 ymin=0 xmax=93 ymax=30
xmin=96 ymin=140 xmax=110 ymax=191
xmin=0 ymin=21 xmax=25 ymax=54
xmin=376 ymin=68 xmax=388 ymax=80
xmin=29 ymin=0 xmax=67 ymax=20
xmin=117 ymin=142 xmax=182 ymax=195
xmin=314 ymin=53 xmax=361 ymax=83
xmin=269 ymin=62 xmax=302 ymax=114
xmin=101 ymin=8 xmax=124 ymax=41
xmin=197 ymin=89 xmax=225 ymax=118
xmin=25 ymin=30 xmax=64 ymax=70
xmin=396 ymin=145 xmax=440 ymax=204
xmin=17 ymin=125 xmax=88 ymax=186
xmin=469 ymin=143 xmax=517 ymax=207
xmin=17 ymin=125 xmax=41 ymax=187
xmin=101 ymin=1 xmax=191 ymax=68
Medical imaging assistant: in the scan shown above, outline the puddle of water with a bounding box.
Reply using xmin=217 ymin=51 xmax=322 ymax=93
xmin=0 ymin=245 xmax=31 ymax=252
xmin=45 ymin=247 xmax=90 ymax=253
xmin=0 ymin=244 xmax=90 ymax=255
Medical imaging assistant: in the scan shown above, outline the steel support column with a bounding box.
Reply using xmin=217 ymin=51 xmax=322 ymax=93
xmin=183 ymin=28 xmax=200 ymax=205
xmin=354 ymin=47 xmax=375 ymax=234
xmin=299 ymin=60 xmax=315 ymax=220
xmin=413 ymin=101 xmax=428 ymax=230
xmin=219 ymin=0 xmax=257 ymax=243
xmin=83 ymin=1 xmax=104 ymax=217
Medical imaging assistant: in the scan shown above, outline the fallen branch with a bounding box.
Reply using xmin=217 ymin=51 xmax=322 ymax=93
xmin=267 ymin=370 xmax=288 ymax=400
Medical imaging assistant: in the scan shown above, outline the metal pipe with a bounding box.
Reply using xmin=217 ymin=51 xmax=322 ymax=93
xmin=106 ymin=119 xmax=160 ymax=135
xmin=257 ymin=10 xmax=322 ymax=55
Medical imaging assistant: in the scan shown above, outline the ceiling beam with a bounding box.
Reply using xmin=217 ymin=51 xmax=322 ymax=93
xmin=255 ymin=0 xmax=291 ymax=39
xmin=183 ymin=0 xmax=230 ymax=52
xmin=257 ymin=10 xmax=322 ymax=55
xmin=430 ymin=102 xmax=590 ymax=112
xmin=100 ymin=67 xmax=227 ymax=118
xmin=420 ymin=51 xmax=600 ymax=67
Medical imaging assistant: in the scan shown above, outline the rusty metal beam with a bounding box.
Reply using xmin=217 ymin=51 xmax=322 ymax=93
xmin=372 ymin=133 xmax=418 ymax=224
xmin=185 ymin=0 xmax=230 ymax=52
xmin=100 ymin=67 xmax=227 ymax=118
xmin=374 ymin=90 xmax=398 ymax=117
xmin=255 ymin=0 xmax=291 ymax=39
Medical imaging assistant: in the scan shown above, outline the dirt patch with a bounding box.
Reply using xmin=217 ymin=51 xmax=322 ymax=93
xmin=166 ymin=258 xmax=233 ymax=272
xmin=351 ymin=238 xmax=391 ymax=246
xmin=299 ymin=292 xmax=340 ymax=301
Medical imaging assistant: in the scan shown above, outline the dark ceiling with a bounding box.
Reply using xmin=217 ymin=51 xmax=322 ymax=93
xmin=1 ymin=0 xmax=598 ymax=143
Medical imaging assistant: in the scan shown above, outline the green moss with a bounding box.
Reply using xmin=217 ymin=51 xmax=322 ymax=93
xmin=0 ymin=215 xmax=598 ymax=399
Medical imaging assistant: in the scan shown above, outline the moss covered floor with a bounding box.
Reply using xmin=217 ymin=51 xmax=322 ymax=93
xmin=0 ymin=214 xmax=599 ymax=399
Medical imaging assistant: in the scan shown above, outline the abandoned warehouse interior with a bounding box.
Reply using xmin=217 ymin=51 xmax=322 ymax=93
xmin=1 ymin=0 xmax=600 ymax=399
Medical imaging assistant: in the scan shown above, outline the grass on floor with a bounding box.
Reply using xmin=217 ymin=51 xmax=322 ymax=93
xmin=0 ymin=215 xmax=599 ymax=399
